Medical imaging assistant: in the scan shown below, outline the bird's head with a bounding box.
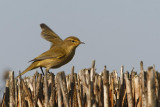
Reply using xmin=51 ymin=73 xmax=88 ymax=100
xmin=63 ymin=36 xmax=84 ymax=49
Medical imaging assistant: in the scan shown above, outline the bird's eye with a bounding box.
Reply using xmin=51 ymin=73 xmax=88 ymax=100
xmin=71 ymin=40 xmax=75 ymax=42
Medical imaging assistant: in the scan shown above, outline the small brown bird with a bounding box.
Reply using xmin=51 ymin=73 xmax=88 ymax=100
xmin=17 ymin=23 xmax=84 ymax=78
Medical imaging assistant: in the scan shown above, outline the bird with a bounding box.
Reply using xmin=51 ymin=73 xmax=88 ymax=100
xmin=16 ymin=23 xmax=84 ymax=78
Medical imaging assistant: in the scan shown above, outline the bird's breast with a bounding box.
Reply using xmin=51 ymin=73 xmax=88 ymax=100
xmin=64 ymin=49 xmax=76 ymax=64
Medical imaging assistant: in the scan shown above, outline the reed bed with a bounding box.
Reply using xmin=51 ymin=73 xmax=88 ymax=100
xmin=1 ymin=61 xmax=160 ymax=107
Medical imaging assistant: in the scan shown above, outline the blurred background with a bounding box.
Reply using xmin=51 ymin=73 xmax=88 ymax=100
xmin=0 ymin=0 xmax=160 ymax=98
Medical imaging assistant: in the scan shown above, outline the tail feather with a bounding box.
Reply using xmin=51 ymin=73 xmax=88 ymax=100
xmin=16 ymin=62 xmax=39 ymax=78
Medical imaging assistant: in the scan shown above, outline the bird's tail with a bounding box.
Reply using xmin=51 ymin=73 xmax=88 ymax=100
xmin=16 ymin=62 xmax=39 ymax=79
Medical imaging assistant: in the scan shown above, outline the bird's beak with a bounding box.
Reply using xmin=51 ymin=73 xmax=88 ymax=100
xmin=80 ymin=41 xmax=85 ymax=44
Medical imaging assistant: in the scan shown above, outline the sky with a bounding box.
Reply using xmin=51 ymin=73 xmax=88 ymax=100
xmin=0 ymin=0 xmax=160 ymax=97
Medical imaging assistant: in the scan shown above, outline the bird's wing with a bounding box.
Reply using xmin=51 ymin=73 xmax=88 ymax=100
xmin=29 ymin=47 xmax=65 ymax=62
xmin=40 ymin=23 xmax=63 ymax=46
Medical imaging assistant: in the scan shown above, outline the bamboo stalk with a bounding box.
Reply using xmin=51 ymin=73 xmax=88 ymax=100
xmin=14 ymin=79 xmax=18 ymax=107
xmin=157 ymin=72 xmax=160 ymax=105
xmin=147 ymin=67 xmax=156 ymax=107
xmin=120 ymin=65 xmax=124 ymax=85
xmin=18 ymin=72 xmax=22 ymax=107
xmin=131 ymin=70 xmax=136 ymax=107
xmin=9 ymin=71 xmax=15 ymax=107
xmin=49 ymin=73 xmax=55 ymax=107
xmin=86 ymin=69 xmax=91 ymax=107
xmin=44 ymin=71 xmax=48 ymax=107
xmin=124 ymin=72 xmax=134 ymax=107
xmin=70 ymin=66 xmax=78 ymax=107
xmin=134 ymin=76 xmax=140 ymax=107
xmin=57 ymin=72 xmax=69 ymax=107
xmin=56 ymin=73 xmax=62 ymax=107
xmin=110 ymin=75 xmax=114 ymax=107
xmin=140 ymin=61 xmax=147 ymax=107
xmin=1 ymin=77 xmax=9 ymax=107
xmin=103 ymin=66 xmax=110 ymax=107
xmin=22 ymin=79 xmax=34 ymax=107
xmin=35 ymin=74 xmax=42 ymax=106
xmin=76 ymin=77 xmax=82 ymax=107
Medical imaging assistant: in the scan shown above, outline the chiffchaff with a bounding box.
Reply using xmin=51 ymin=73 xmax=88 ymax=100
xmin=17 ymin=23 xmax=84 ymax=78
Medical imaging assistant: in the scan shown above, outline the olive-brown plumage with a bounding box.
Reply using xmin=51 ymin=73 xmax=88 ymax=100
xmin=17 ymin=23 xmax=84 ymax=78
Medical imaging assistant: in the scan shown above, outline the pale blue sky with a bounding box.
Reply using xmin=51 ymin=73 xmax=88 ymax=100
xmin=0 ymin=1 xmax=160 ymax=96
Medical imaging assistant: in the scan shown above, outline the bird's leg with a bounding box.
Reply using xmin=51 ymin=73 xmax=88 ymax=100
xmin=45 ymin=68 xmax=49 ymax=74
xmin=40 ymin=67 xmax=44 ymax=75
